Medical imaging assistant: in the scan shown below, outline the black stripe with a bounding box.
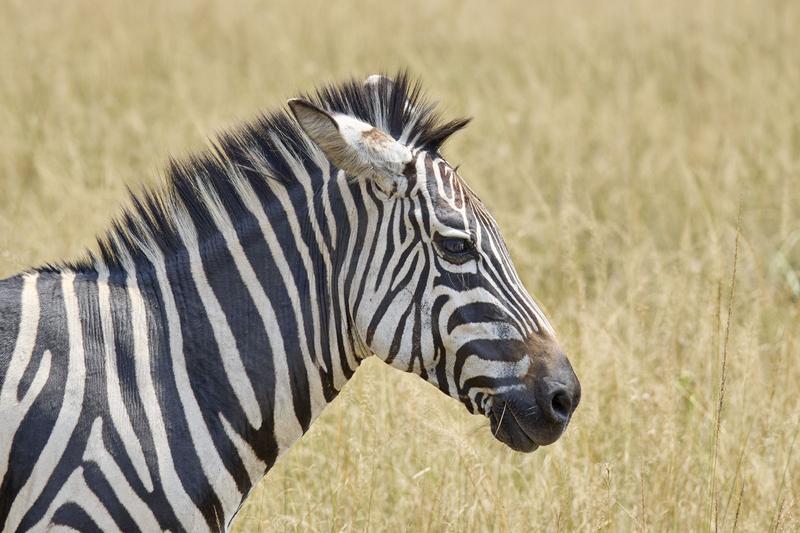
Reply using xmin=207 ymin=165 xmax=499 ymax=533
xmin=144 ymin=256 xmax=225 ymax=530
xmin=163 ymin=235 xmax=253 ymax=500
xmin=51 ymin=501 xmax=103 ymax=533
xmin=447 ymin=302 xmax=515 ymax=334
xmin=82 ymin=459 xmax=141 ymax=532
xmin=107 ymin=268 xmax=163 ymax=501
xmin=0 ymin=274 xmax=69 ymax=527
xmin=365 ymin=252 xmax=420 ymax=346
xmin=19 ymin=273 xmax=101 ymax=531
xmin=453 ymin=338 xmax=527 ymax=395
xmin=239 ymin=179 xmax=314 ymax=427
xmin=0 ymin=275 xmax=23 ymax=381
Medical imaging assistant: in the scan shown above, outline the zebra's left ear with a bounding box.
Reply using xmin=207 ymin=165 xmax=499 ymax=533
xmin=288 ymin=98 xmax=413 ymax=194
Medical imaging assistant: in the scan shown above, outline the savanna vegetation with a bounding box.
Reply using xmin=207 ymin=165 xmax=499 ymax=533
xmin=1 ymin=0 xmax=798 ymax=530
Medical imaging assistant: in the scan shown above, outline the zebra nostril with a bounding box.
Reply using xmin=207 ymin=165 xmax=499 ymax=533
xmin=549 ymin=388 xmax=573 ymax=420
xmin=536 ymin=382 xmax=576 ymax=425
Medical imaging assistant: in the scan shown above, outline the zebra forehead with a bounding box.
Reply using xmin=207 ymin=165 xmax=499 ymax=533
xmin=414 ymin=154 xmax=491 ymax=223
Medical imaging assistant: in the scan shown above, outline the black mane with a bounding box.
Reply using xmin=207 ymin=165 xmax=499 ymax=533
xmin=39 ymin=72 xmax=469 ymax=274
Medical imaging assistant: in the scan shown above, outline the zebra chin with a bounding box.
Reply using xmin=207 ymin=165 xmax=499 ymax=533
xmin=488 ymin=405 xmax=541 ymax=452
xmin=488 ymin=394 xmax=567 ymax=453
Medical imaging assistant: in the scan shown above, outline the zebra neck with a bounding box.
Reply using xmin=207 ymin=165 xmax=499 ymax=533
xmin=0 ymin=164 xmax=377 ymax=530
xmin=73 ymin=241 xmax=356 ymax=527
xmin=110 ymin=183 xmax=366 ymax=524
xmin=0 ymin=265 xmax=351 ymax=531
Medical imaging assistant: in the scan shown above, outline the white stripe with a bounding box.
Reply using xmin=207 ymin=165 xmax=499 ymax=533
xmin=6 ymin=272 xmax=87 ymax=531
xmin=259 ymin=137 xmax=336 ymax=406
xmin=460 ymin=355 xmax=529 ymax=395
xmin=145 ymin=243 xmax=243 ymax=519
xmin=95 ymin=263 xmax=154 ymax=492
xmin=0 ymin=273 xmax=48 ymax=477
xmin=173 ymin=202 xmax=262 ymax=429
xmin=32 ymin=465 xmax=118 ymax=531
xmin=473 ymin=209 xmax=548 ymax=335
xmin=219 ymin=414 xmax=266 ymax=531
xmin=219 ymin=414 xmax=265 ymax=488
xmin=229 ymin=176 xmax=309 ymax=452
xmin=448 ymin=321 xmax=525 ymax=344
xmin=320 ymin=164 xmax=338 ymax=246
xmin=335 ymin=174 xmax=370 ymax=376
xmin=82 ymin=417 xmax=161 ymax=531
xmin=123 ymin=257 xmax=208 ymax=531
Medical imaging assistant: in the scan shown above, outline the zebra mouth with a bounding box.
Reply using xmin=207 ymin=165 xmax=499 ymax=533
xmin=488 ymin=401 xmax=540 ymax=453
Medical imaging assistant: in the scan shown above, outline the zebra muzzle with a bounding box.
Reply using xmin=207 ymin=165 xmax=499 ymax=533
xmin=488 ymin=356 xmax=580 ymax=452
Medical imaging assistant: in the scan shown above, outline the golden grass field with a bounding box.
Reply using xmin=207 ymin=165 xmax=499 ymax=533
xmin=1 ymin=0 xmax=799 ymax=530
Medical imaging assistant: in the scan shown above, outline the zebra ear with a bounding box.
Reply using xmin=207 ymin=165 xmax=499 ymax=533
xmin=288 ymin=98 xmax=413 ymax=194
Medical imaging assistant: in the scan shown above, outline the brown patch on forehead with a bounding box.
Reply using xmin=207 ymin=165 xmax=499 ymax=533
xmin=362 ymin=127 xmax=391 ymax=144
xmin=361 ymin=127 xmax=408 ymax=158
xmin=526 ymin=327 xmax=559 ymax=351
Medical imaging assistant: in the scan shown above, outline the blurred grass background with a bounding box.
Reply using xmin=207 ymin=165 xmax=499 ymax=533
xmin=1 ymin=0 xmax=799 ymax=530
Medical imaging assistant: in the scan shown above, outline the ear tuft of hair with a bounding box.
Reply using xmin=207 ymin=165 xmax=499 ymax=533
xmin=363 ymin=74 xmax=394 ymax=89
xmin=418 ymin=117 xmax=472 ymax=151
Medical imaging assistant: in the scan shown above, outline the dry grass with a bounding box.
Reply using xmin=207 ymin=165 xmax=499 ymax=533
xmin=1 ymin=0 xmax=799 ymax=530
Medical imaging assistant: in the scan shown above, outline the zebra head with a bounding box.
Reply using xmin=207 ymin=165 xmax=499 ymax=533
xmin=289 ymin=79 xmax=580 ymax=452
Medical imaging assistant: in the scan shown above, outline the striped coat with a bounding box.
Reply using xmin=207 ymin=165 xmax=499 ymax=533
xmin=0 ymin=73 xmax=579 ymax=531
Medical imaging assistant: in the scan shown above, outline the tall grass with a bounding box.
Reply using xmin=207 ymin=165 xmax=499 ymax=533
xmin=1 ymin=0 xmax=798 ymax=530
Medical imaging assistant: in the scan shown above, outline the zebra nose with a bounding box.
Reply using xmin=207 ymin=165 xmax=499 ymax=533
xmin=535 ymin=361 xmax=580 ymax=425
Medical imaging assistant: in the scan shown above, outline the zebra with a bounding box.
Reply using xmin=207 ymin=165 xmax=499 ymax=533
xmin=0 ymin=72 xmax=580 ymax=531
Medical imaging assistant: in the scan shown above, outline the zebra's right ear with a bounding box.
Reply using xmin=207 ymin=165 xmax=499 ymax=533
xmin=288 ymin=98 xmax=413 ymax=193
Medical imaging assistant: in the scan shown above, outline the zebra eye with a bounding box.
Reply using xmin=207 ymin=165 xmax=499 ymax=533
xmin=441 ymin=238 xmax=469 ymax=254
xmin=436 ymin=235 xmax=475 ymax=262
